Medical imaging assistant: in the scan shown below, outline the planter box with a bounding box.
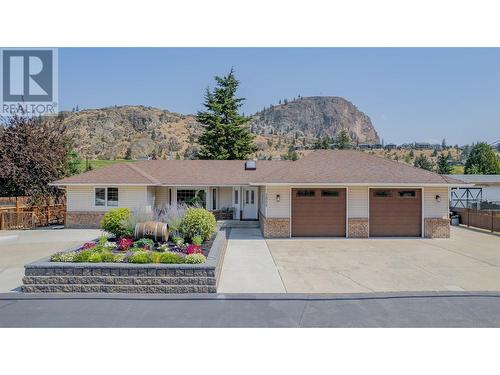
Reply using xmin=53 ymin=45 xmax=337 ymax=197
xmin=22 ymin=228 xmax=229 ymax=294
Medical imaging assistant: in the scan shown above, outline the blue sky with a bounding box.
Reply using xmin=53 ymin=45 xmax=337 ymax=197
xmin=59 ymin=48 xmax=500 ymax=145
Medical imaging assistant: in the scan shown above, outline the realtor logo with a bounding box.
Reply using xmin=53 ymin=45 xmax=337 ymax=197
xmin=1 ymin=48 xmax=58 ymax=115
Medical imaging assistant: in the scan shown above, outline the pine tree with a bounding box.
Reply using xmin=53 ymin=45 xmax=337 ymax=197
xmin=414 ymin=154 xmax=434 ymax=171
xmin=437 ymin=153 xmax=452 ymax=174
xmin=197 ymin=69 xmax=257 ymax=160
xmin=464 ymin=142 xmax=500 ymax=174
xmin=335 ymin=129 xmax=352 ymax=150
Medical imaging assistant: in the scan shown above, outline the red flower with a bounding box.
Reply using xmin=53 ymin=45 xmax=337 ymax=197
xmin=185 ymin=244 xmax=202 ymax=255
xmin=82 ymin=242 xmax=96 ymax=249
xmin=118 ymin=237 xmax=133 ymax=251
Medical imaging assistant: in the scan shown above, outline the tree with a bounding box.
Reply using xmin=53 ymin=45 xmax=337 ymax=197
xmin=441 ymin=138 xmax=447 ymax=149
xmin=414 ymin=154 xmax=434 ymax=171
xmin=0 ymin=114 xmax=74 ymax=198
xmin=282 ymin=145 xmax=299 ymax=161
xmin=67 ymin=149 xmax=82 ymax=175
xmin=431 ymin=149 xmax=438 ymax=157
xmin=464 ymin=142 xmax=500 ymax=174
xmin=124 ymin=147 xmax=133 ymax=160
xmin=335 ymin=129 xmax=352 ymax=150
xmin=409 ymin=149 xmax=414 ymax=158
xmin=436 ymin=153 xmax=452 ymax=174
xmin=196 ymin=69 xmax=257 ymax=160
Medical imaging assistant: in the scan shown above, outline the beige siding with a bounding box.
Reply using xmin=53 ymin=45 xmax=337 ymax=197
xmin=348 ymin=186 xmax=369 ymax=218
xmin=154 ymin=187 xmax=169 ymax=207
xmin=424 ymin=186 xmax=448 ymax=218
xmin=66 ymin=186 xmax=148 ymax=212
xmin=265 ymin=186 xmax=290 ymax=218
xmin=219 ymin=187 xmax=233 ymax=209
xmin=258 ymin=186 xmax=267 ymax=217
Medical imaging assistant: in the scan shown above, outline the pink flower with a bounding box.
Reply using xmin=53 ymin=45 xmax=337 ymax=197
xmin=118 ymin=237 xmax=133 ymax=251
xmin=185 ymin=244 xmax=202 ymax=255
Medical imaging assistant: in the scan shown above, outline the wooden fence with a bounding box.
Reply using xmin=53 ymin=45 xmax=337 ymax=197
xmin=0 ymin=196 xmax=66 ymax=230
xmin=453 ymin=208 xmax=500 ymax=233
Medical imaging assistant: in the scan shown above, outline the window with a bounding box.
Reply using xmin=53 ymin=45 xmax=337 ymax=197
xmin=107 ymin=187 xmax=118 ymax=206
xmin=321 ymin=190 xmax=339 ymax=197
xmin=95 ymin=188 xmax=106 ymax=206
xmin=245 ymin=190 xmax=249 ymax=204
xmin=297 ymin=190 xmax=315 ymax=197
xmin=95 ymin=187 xmax=118 ymax=207
xmin=398 ymin=190 xmax=416 ymax=198
xmin=177 ymin=189 xmax=206 ymax=207
xmin=212 ymin=188 xmax=217 ymax=210
xmin=251 ymin=190 xmax=255 ymax=204
xmin=234 ymin=190 xmax=239 ymax=205
xmin=374 ymin=190 xmax=391 ymax=197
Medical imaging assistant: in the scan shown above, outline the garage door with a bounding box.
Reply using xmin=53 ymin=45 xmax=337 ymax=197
xmin=369 ymin=189 xmax=422 ymax=237
xmin=292 ymin=188 xmax=346 ymax=237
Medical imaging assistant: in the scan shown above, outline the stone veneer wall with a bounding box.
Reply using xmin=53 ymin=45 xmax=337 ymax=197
xmin=348 ymin=218 xmax=369 ymax=238
xmin=259 ymin=213 xmax=290 ymax=238
xmin=424 ymin=218 xmax=450 ymax=238
xmin=22 ymin=228 xmax=229 ymax=294
xmin=66 ymin=211 xmax=104 ymax=229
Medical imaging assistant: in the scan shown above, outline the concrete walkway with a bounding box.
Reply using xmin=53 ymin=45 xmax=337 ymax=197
xmin=218 ymin=228 xmax=286 ymax=293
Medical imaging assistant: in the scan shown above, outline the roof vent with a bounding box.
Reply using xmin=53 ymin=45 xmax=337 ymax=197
xmin=245 ymin=160 xmax=256 ymax=170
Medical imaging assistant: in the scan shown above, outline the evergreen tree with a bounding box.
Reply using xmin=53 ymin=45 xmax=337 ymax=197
xmin=437 ymin=153 xmax=452 ymax=174
xmin=464 ymin=142 xmax=500 ymax=174
xmin=335 ymin=129 xmax=352 ymax=149
xmin=197 ymin=69 xmax=257 ymax=160
xmin=414 ymin=154 xmax=434 ymax=171
xmin=441 ymin=138 xmax=447 ymax=149
xmin=67 ymin=150 xmax=82 ymax=176
xmin=124 ymin=147 xmax=132 ymax=160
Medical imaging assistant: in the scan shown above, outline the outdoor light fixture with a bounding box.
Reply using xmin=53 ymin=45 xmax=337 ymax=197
xmin=435 ymin=194 xmax=441 ymax=202
xmin=276 ymin=194 xmax=281 ymax=202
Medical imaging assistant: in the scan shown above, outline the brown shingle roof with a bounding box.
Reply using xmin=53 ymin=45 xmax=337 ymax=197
xmin=52 ymin=151 xmax=464 ymax=186
xmin=51 ymin=160 xmax=290 ymax=186
xmin=255 ymin=150 xmax=464 ymax=185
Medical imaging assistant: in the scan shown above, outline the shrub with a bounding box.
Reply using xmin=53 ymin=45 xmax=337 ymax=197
xmin=191 ymin=235 xmax=203 ymax=245
xmin=100 ymin=208 xmax=133 ymax=238
xmin=73 ymin=250 xmax=93 ymax=263
xmin=156 ymin=203 xmax=188 ymax=233
xmin=179 ymin=208 xmax=216 ymax=241
xmin=184 ymin=253 xmax=206 ymax=264
xmin=118 ymin=237 xmax=134 ymax=251
xmin=185 ymin=244 xmax=202 ymax=255
xmin=128 ymin=250 xmax=152 ymax=264
xmin=100 ymin=251 xmax=116 ymax=262
xmin=158 ymin=251 xmax=185 ymax=264
xmin=171 ymin=235 xmax=184 ymax=246
xmin=134 ymin=238 xmax=154 ymax=250
xmin=51 ymin=252 xmax=77 ymax=262
xmin=157 ymin=243 xmax=169 ymax=252
xmin=113 ymin=254 xmax=126 ymax=263
xmin=88 ymin=252 xmax=103 ymax=263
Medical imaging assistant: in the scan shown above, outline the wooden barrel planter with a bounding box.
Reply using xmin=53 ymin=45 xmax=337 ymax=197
xmin=134 ymin=221 xmax=169 ymax=242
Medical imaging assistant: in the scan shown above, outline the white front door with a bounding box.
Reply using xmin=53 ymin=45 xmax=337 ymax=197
xmin=242 ymin=187 xmax=258 ymax=219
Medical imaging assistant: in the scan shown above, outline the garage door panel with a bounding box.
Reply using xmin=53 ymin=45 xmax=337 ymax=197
xmin=292 ymin=188 xmax=346 ymax=237
xmin=369 ymin=189 xmax=421 ymax=237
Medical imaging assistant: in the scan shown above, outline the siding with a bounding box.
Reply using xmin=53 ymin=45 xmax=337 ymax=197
xmin=348 ymin=186 xmax=369 ymax=218
xmin=66 ymin=186 xmax=148 ymax=212
xmin=154 ymin=186 xmax=169 ymax=207
xmin=424 ymin=186 xmax=448 ymax=218
xmin=265 ymin=187 xmax=290 ymax=218
xmin=219 ymin=187 xmax=233 ymax=209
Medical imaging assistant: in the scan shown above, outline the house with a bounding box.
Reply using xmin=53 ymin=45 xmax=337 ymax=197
xmin=51 ymin=150 xmax=464 ymax=239
xmin=415 ymin=142 xmax=432 ymax=150
xmin=448 ymin=174 xmax=500 ymax=208
xmin=385 ymin=143 xmax=397 ymax=150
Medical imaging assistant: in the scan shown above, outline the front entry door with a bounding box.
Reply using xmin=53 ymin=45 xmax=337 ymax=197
xmin=242 ymin=187 xmax=258 ymax=219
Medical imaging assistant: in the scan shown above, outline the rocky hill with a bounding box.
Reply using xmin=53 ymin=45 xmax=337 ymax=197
xmin=250 ymin=96 xmax=380 ymax=144
xmin=46 ymin=96 xmax=380 ymax=160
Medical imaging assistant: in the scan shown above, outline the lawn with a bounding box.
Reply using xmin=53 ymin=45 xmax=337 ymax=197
xmin=78 ymin=159 xmax=136 ymax=171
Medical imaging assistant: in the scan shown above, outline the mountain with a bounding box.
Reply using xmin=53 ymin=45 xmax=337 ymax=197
xmin=45 ymin=96 xmax=380 ymax=160
xmin=250 ymin=96 xmax=380 ymax=144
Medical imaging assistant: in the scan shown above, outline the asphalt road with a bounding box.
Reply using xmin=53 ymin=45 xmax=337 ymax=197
xmin=1 ymin=292 xmax=499 ymax=327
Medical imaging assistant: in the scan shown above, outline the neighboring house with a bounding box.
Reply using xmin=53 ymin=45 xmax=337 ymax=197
xmin=51 ymin=150 xmax=465 ymax=238
xmin=447 ymin=174 xmax=500 ymax=208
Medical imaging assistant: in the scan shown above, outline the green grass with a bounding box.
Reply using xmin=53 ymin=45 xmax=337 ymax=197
xmin=450 ymin=165 xmax=464 ymax=174
xmin=78 ymin=159 xmax=136 ymax=172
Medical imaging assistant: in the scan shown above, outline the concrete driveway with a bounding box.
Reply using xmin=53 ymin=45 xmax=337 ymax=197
xmin=267 ymin=227 xmax=500 ymax=293
xmin=0 ymin=228 xmax=102 ymax=292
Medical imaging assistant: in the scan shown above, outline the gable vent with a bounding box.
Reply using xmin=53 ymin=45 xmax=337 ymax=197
xmin=245 ymin=160 xmax=256 ymax=170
